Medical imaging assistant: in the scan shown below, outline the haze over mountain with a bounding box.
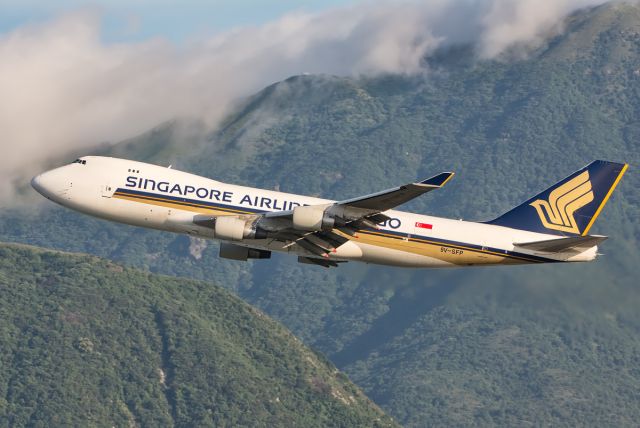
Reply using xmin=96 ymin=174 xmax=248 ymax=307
xmin=1 ymin=2 xmax=639 ymax=426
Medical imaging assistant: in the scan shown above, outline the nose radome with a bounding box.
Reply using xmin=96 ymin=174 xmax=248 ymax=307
xmin=31 ymin=174 xmax=46 ymax=196
xmin=31 ymin=167 xmax=71 ymax=201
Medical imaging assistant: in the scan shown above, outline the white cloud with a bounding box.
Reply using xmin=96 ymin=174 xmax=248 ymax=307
xmin=478 ymin=0 xmax=606 ymax=58
xmin=0 ymin=0 xmax=609 ymax=203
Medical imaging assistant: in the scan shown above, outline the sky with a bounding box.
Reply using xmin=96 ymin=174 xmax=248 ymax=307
xmin=0 ymin=0 xmax=611 ymax=203
xmin=0 ymin=0 xmax=360 ymax=42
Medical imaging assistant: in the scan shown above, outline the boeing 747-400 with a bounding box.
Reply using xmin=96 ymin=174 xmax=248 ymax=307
xmin=32 ymin=157 xmax=627 ymax=268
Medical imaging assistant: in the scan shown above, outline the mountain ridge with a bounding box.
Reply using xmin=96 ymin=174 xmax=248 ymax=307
xmin=0 ymin=241 xmax=395 ymax=427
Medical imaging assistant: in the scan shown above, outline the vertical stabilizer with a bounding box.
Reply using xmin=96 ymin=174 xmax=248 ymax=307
xmin=488 ymin=160 xmax=627 ymax=236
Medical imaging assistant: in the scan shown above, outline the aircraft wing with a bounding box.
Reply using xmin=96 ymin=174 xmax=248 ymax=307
xmin=262 ymin=172 xmax=453 ymax=260
xmin=265 ymin=171 xmax=454 ymax=225
xmin=196 ymin=171 xmax=454 ymax=265
xmin=335 ymin=172 xmax=454 ymax=211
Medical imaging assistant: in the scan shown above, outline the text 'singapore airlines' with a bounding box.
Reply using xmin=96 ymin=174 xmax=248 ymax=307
xmin=32 ymin=157 xmax=627 ymax=268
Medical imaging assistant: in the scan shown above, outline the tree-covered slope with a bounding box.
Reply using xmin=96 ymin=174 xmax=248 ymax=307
xmin=0 ymin=243 xmax=394 ymax=427
xmin=1 ymin=2 xmax=640 ymax=426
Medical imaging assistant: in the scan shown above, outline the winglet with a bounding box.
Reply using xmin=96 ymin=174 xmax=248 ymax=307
xmin=420 ymin=172 xmax=455 ymax=187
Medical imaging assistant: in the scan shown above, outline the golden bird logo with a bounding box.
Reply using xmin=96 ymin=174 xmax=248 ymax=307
xmin=530 ymin=171 xmax=594 ymax=234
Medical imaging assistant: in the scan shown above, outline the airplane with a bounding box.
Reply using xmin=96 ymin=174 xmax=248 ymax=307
xmin=31 ymin=157 xmax=627 ymax=268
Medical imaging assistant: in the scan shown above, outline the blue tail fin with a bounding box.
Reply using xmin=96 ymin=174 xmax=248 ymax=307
xmin=488 ymin=160 xmax=628 ymax=236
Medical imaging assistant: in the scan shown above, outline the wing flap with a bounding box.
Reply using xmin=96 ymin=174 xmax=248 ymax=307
xmin=298 ymin=256 xmax=343 ymax=268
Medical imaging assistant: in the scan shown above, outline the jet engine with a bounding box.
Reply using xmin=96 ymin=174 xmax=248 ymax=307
xmin=292 ymin=205 xmax=334 ymax=231
xmin=214 ymin=216 xmax=246 ymax=240
xmin=213 ymin=216 xmax=268 ymax=240
xmin=219 ymin=243 xmax=271 ymax=261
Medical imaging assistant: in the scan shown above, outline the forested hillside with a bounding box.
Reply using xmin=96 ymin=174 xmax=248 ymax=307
xmin=1 ymin=2 xmax=639 ymax=426
xmin=0 ymin=243 xmax=394 ymax=427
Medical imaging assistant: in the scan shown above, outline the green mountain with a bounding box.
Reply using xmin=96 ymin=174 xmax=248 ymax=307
xmin=2 ymin=2 xmax=640 ymax=426
xmin=0 ymin=243 xmax=394 ymax=427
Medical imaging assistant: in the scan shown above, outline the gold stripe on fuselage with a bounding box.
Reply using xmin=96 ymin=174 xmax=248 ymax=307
xmin=355 ymin=230 xmax=532 ymax=266
xmin=113 ymin=191 xmax=538 ymax=266
xmin=114 ymin=191 xmax=246 ymax=215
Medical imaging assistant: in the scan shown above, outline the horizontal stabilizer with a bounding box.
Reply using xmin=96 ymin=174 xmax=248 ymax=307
xmin=514 ymin=235 xmax=607 ymax=253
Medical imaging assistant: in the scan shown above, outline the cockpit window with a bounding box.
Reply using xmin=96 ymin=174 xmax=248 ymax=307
xmin=72 ymin=159 xmax=87 ymax=165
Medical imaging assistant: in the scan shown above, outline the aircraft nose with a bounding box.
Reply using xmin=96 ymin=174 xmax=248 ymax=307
xmin=31 ymin=174 xmax=46 ymax=195
xmin=31 ymin=168 xmax=71 ymax=201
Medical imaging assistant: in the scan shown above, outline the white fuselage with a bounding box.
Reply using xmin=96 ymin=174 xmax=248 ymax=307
xmin=31 ymin=156 xmax=598 ymax=268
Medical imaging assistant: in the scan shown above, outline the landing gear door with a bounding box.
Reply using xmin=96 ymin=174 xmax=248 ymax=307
xmin=101 ymin=184 xmax=115 ymax=198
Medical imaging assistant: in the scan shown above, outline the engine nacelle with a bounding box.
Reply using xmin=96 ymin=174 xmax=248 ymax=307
xmin=215 ymin=216 xmax=247 ymax=241
xmin=292 ymin=205 xmax=334 ymax=231
xmin=193 ymin=215 xmax=269 ymax=241
xmin=219 ymin=243 xmax=271 ymax=261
